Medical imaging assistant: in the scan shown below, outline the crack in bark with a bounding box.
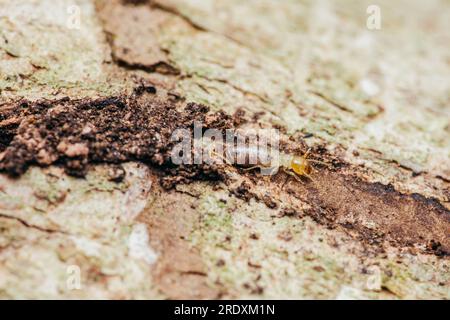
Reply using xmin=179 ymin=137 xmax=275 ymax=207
xmin=308 ymin=90 xmax=354 ymax=113
xmin=150 ymin=1 xmax=247 ymax=48
xmin=180 ymin=270 xmax=208 ymax=277
xmin=180 ymin=73 xmax=284 ymax=119
xmin=115 ymin=57 xmax=180 ymax=75
xmin=150 ymin=1 xmax=208 ymax=32
xmin=359 ymin=148 xmax=450 ymax=189
xmin=0 ymin=213 xmax=68 ymax=235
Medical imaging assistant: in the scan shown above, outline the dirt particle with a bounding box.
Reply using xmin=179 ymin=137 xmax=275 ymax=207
xmin=426 ymin=240 xmax=447 ymax=256
xmin=277 ymin=230 xmax=293 ymax=242
xmin=36 ymin=148 xmax=56 ymax=165
xmin=249 ymin=233 xmax=260 ymax=240
xmin=247 ymin=261 xmax=262 ymax=269
xmin=57 ymin=142 xmax=89 ymax=158
xmin=133 ymin=83 xmax=157 ymax=95
xmin=216 ymin=259 xmax=226 ymax=267
xmin=281 ymin=208 xmax=297 ymax=217
xmin=313 ymin=266 xmax=325 ymax=272
xmin=230 ymin=181 xmax=255 ymax=202
xmin=108 ymin=165 xmax=126 ymax=182
xmin=262 ymin=194 xmax=278 ymax=209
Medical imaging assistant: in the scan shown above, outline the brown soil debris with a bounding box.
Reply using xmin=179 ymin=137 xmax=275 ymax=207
xmin=0 ymin=92 xmax=232 ymax=181
xmin=237 ymin=168 xmax=450 ymax=256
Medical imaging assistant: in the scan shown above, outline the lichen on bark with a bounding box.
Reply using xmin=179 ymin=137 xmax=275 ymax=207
xmin=0 ymin=0 xmax=449 ymax=299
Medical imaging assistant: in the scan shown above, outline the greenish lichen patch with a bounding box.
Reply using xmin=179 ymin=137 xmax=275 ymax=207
xmin=0 ymin=163 xmax=159 ymax=299
xmin=0 ymin=0 xmax=128 ymax=101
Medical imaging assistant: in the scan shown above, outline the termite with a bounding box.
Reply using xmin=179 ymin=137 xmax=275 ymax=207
xmin=209 ymin=143 xmax=326 ymax=182
xmin=241 ymin=147 xmax=326 ymax=182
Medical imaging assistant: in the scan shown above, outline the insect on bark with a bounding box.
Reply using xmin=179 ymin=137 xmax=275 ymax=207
xmin=209 ymin=141 xmax=327 ymax=182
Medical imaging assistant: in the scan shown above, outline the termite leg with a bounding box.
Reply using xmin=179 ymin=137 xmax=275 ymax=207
xmin=283 ymin=168 xmax=303 ymax=183
xmin=304 ymin=148 xmax=311 ymax=158
xmin=243 ymin=166 xmax=262 ymax=172
xmin=303 ymin=148 xmax=330 ymax=168
xmin=308 ymin=159 xmax=330 ymax=167
xmin=303 ymin=172 xmax=316 ymax=182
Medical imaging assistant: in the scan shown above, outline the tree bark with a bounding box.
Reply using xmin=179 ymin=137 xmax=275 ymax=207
xmin=0 ymin=0 xmax=448 ymax=299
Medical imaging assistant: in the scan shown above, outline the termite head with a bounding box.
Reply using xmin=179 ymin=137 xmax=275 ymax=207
xmin=290 ymin=155 xmax=312 ymax=176
xmin=287 ymin=149 xmax=330 ymax=180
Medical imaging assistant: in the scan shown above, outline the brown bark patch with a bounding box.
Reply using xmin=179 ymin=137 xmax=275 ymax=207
xmin=233 ymin=168 xmax=450 ymax=256
xmin=138 ymin=185 xmax=220 ymax=299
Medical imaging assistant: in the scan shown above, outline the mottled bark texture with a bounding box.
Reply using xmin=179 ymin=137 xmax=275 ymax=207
xmin=0 ymin=0 xmax=448 ymax=299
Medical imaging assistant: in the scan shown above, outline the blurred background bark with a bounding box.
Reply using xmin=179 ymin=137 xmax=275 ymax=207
xmin=0 ymin=0 xmax=448 ymax=299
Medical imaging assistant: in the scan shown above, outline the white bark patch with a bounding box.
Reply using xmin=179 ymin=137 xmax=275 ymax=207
xmin=359 ymin=78 xmax=380 ymax=97
xmin=120 ymin=164 xmax=153 ymax=222
xmin=335 ymin=286 xmax=368 ymax=300
xmin=71 ymin=236 xmax=102 ymax=257
xmin=128 ymin=223 xmax=158 ymax=265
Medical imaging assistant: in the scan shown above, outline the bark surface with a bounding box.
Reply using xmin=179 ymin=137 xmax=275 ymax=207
xmin=0 ymin=0 xmax=449 ymax=299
